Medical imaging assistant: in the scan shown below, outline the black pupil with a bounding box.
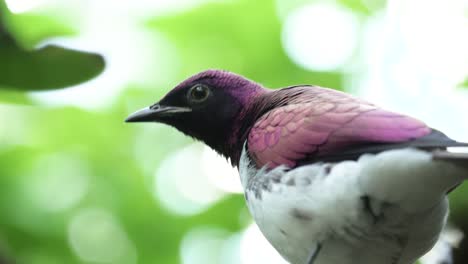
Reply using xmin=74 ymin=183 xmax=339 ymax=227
xmin=192 ymin=86 xmax=207 ymax=100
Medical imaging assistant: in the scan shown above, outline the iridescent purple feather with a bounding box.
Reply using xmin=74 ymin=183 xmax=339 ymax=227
xmin=247 ymin=86 xmax=432 ymax=168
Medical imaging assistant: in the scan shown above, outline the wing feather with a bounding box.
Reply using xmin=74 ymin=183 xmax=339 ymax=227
xmin=247 ymin=87 xmax=464 ymax=168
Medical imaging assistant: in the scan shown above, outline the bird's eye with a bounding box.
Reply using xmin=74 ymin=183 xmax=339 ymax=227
xmin=188 ymin=84 xmax=211 ymax=103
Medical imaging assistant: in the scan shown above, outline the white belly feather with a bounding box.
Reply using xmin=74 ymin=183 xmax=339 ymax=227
xmin=238 ymin=146 xmax=465 ymax=264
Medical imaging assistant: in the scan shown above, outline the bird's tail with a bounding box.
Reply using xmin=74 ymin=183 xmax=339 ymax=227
xmin=433 ymin=150 xmax=468 ymax=171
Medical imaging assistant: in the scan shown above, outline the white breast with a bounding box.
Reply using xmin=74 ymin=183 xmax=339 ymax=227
xmin=238 ymin=146 xmax=464 ymax=264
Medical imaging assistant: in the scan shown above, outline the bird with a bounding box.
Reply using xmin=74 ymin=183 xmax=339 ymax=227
xmin=126 ymin=69 xmax=468 ymax=264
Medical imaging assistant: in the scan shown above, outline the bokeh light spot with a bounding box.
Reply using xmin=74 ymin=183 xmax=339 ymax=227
xmin=5 ymin=0 xmax=48 ymax=13
xmin=68 ymin=208 xmax=137 ymax=264
xmin=396 ymin=0 xmax=468 ymax=87
xmin=180 ymin=227 xmax=232 ymax=264
xmin=282 ymin=3 xmax=360 ymax=71
xmin=240 ymin=224 xmax=287 ymax=264
xmin=23 ymin=153 xmax=89 ymax=212
xmin=155 ymin=143 xmax=228 ymax=216
xmin=202 ymin=145 xmax=243 ymax=194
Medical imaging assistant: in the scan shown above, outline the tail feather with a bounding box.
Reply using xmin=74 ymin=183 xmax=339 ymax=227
xmin=432 ymin=150 xmax=468 ymax=169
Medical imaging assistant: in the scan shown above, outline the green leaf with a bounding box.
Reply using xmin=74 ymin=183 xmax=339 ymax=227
xmin=0 ymin=0 xmax=105 ymax=91
xmin=0 ymin=87 xmax=32 ymax=104
xmin=0 ymin=40 xmax=105 ymax=91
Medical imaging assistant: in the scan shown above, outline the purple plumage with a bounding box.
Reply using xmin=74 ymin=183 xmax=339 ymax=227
xmin=246 ymin=86 xmax=431 ymax=168
xmin=126 ymin=69 xmax=468 ymax=264
xmin=126 ymin=69 xmax=466 ymax=168
xmin=167 ymin=70 xmax=265 ymax=106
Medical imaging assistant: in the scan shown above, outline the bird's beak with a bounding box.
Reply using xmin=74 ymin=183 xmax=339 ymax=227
xmin=125 ymin=104 xmax=191 ymax=123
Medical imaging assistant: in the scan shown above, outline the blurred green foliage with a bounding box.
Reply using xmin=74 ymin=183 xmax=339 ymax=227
xmin=0 ymin=0 xmax=104 ymax=91
xmin=147 ymin=0 xmax=343 ymax=90
xmin=0 ymin=0 xmax=467 ymax=264
xmin=460 ymin=77 xmax=468 ymax=89
xmin=0 ymin=41 xmax=105 ymax=91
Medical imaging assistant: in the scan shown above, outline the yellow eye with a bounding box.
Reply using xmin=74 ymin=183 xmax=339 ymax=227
xmin=188 ymin=84 xmax=210 ymax=103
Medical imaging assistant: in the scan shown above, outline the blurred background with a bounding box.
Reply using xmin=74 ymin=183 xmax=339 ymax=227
xmin=0 ymin=0 xmax=467 ymax=263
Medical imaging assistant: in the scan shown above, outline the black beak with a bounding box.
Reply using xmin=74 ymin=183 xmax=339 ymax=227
xmin=125 ymin=104 xmax=191 ymax=123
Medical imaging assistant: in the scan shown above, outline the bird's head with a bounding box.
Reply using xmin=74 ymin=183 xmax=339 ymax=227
xmin=126 ymin=70 xmax=268 ymax=164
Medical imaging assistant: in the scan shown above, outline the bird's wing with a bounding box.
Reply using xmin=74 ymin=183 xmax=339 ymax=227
xmin=247 ymin=90 xmax=467 ymax=168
